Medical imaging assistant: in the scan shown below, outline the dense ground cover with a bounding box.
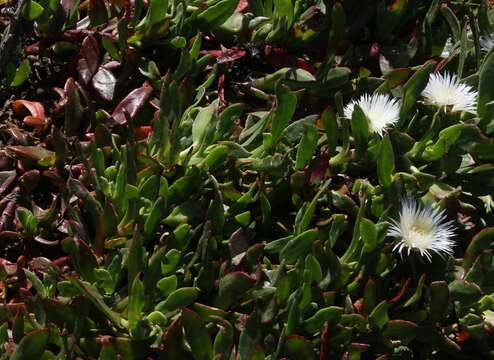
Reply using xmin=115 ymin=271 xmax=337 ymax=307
xmin=1 ymin=0 xmax=494 ymax=358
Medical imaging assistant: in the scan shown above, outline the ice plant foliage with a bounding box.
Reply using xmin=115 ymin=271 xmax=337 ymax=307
xmin=421 ymin=72 xmax=478 ymax=114
xmin=344 ymin=93 xmax=400 ymax=136
xmin=4 ymin=0 xmax=494 ymax=356
xmin=387 ymin=199 xmax=456 ymax=261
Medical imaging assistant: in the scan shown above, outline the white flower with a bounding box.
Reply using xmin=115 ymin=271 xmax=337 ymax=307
xmin=344 ymin=94 xmax=400 ymax=136
xmin=480 ymin=34 xmax=494 ymax=53
xmin=387 ymin=199 xmax=456 ymax=261
xmin=422 ymin=72 xmax=478 ymax=114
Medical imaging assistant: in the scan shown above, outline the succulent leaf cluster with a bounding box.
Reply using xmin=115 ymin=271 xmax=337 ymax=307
xmin=1 ymin=0 xmax=494 ymax=359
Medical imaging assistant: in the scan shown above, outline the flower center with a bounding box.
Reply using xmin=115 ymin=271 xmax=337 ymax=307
xmin=405 ymin=220 xmax=434 ymax=250
xmin=435 ymin=88 xmax=455 ymax=105
xmin=410 ymin=222 xmax=431 ymax=235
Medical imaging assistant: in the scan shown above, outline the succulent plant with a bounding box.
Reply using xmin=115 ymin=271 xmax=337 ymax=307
xmin=1 ymin=0 xmax=494 ymax=359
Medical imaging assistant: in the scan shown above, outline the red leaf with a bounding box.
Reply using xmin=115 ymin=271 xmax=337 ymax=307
xmin=201 ymin=50 xmax=223 ymax=58
xmin=296 ymin=58 xmax=317 ymax=75
xmin=110 ymin=82 xmax=153 ymax=125
xmin=264 ymin=45 xmax=293 ymax=68
xmin=135 ymin=126 xmax=152 ymax=139
xmin=52 ymin=256 xmax=70 ymax=267
xmin=319 ymin=322 xmax=330 ymax=360
xmin=369 ymin=42 xmax=380 ymax=57
xmin=264 ymin=45 xmax=285 ymax=57
xmin=11 ymin=100 xmax=46 ymax=128
xmin=352 ymin=299 xmax=364 ymax=314
xmin=456 ymin=331 xmax=470 ymax=343
xmin=25 ymin=42 xmax=40 ymax=55
xmin=388 ymin=277 xmax=411 ymax=305
xmin=201 ymin=48 xmax=247 ymax=64
xmin=235 ymin=0 xmax=248 ymax=12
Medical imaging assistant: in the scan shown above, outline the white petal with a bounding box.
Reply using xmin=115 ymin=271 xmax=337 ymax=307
xmin=386 ymin=199 xmax=456 ymax=261
xmin=344 ymin=94 xmax=400 ymax=136
xmin=422 ymin=72 xmax=478 ymax=114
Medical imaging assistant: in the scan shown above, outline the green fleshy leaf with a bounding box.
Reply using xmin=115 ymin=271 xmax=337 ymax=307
xmin=22 ymin=0 xmax=44 ymax=20
xmin=10 ymin=59 xmax=31 ymax=87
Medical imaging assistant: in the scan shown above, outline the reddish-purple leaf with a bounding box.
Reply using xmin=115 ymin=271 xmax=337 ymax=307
xmin=64 ymin=78 xmax=83 ymax=136
xmin=80 ymin=35 xmax=100 ymax=68
xmin=110 ymin=82 xmax=153 ymax=125
xmin=5 ymin=123 xmax=30 ymax=145
xmin=217 ymin=48 xmax=247 ymax=64
xmin=102 ymin=61 xmax=121 ymax=70
xmin=309 ymin=152 xmax=329 ymax=185
xmin=19 ymin=169 xmax=40 ymax=192
xmin=92 ymin=67 xmax=116 ymax=101
xmin=229 ymin=228 xmax=250 ymax=257
xmin=78 ymin=35 xmax=100 ymax=84
xmin=201 ymin=47 xmax=247 ymax=64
